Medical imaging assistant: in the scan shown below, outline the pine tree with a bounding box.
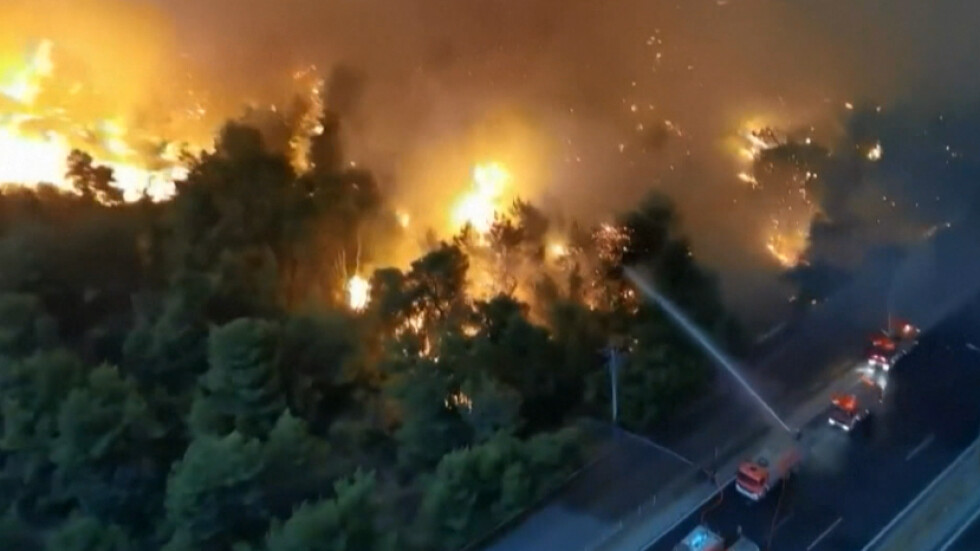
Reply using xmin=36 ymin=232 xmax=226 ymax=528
xmin=193 ymin=319 xmax=285 ymax=438
xmin=265 ymin=470 xmax=393 ymax=551
xmin=164 ymin=433 xmax=266 ymax=550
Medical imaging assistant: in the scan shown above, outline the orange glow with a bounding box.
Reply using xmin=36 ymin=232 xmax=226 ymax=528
xmin=765 ymin=226 xmax=809 ymax=268
xmin=451 ymin=162 xmax=510 ymax=235
xmin=0 ymin=39 xmax=191 ymax=201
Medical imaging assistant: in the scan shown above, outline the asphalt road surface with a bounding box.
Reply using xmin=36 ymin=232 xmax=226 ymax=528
xmin=645 ymin=327 xmax=980 ymax=551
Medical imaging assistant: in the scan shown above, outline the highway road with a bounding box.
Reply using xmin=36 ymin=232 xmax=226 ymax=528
xmin=645 ymin=325 xmax=980 ymax=551
xmin=484 ymin=222 xmax=980 ymax=551
xmin=944 ymin=514 xmax=980 ymax=551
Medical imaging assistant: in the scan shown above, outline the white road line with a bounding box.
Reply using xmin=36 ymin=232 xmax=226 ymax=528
xmin=806 ymin=517 xmax=843 ymax=550
xmin=861 ymin=438 xmax=980 ymax=551
xmin=966 ymin=343 xmax=980 ymax=353
xmin=906 ymin=434 xmax=936 ymax=461
xmin=938 ymin=503 xmax=980 ymax=551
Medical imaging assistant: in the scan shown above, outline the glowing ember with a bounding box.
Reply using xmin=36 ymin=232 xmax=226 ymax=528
xmin=445 ymin=389 xmax=473 ymax=411
xmin=451 ymin=162 xmax=510 ymax=234
xmin=346 ymin=275 xmax=371 ymax=310
xmin=595 ymin=223 xmax=630 ymax=264
xmin=867 ymin=142 xmax=883 ymax=161
xmin=736 ymin=171 xmax=759 ymax=187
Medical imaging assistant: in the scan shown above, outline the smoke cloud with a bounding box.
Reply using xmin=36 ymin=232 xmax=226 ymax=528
xmin=11 ymin=0 xmax=980 ymax=321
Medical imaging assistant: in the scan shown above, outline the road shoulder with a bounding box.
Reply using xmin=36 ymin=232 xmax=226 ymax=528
xmin=866 ymin=437 xmax=980 ymax=551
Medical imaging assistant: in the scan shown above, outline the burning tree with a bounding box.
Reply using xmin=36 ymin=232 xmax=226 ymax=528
xmin=0 ymin=107 xmax=738 ymax=551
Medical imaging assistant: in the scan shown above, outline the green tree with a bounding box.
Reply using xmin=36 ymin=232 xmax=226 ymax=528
xmin=163 ymin=433 xmax=267 ymax=550
xmin=50 ymin=365 xmax=167 ymax=528
xmin=0 ymin=195 xmax=145 ymax=362
xmin=45 ymin=514 xmax=130 ymax=551
xmin=192 ymin=319 xmax=285 ymax=438
xmin=617 ymin=192 xmax=739 ymax=347
xmin=385 ymin=363 xmax=467 ymax=472
xmin=408 ymin=244 xmax=469 ymax=326
xmin=0 ymin=350 xmax=86 ymax=513
xmin=589 ymin=315 xmax=709 ymax=430
xmin=278 ymin=311 xmax=364 ymax=424
xmin=0 ymin=293 xmax=58 ymax=357
xmin=0 ymin=508 xmax=41 ymax=551
xmin=370 ymin=244 xmax=469 ymax=339
xmin=617 ymin=342 xmax=707 ymax=430
xmin=466 ymin=296 xmax=570 ymax=430
xmin=457 ymin=372 xmax=521 ymax=442
xmin=417 ymin=429 xmax=583 ymax=550
xmin=264 ymin=471 xmax=393 ymax=551
xmin=261 ymin=412 xmax=334 ymax=517
xmin=123 ymin=272 xmax=212 ymax=391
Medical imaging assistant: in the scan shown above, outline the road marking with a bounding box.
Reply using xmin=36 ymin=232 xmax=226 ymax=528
xmin=861 ymin=438 xmax=980 ymax=551
xmin=938 ymin=501 xmax=980 ymax=551
xmin=967 ymin=343 xmax=980 ymax=353
xmin=806 ymin=517 xmax=843 ymax=550
xmin=906 ymin=434 xmax=936 ymax=461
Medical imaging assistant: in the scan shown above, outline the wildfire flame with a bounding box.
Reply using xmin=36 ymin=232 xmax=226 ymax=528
xmin=0 ymin=39 xmax=190 ymax=201
xmin=451 ymin=162 xmax=510 ymax=234
xmin=737 ymin=125 xmax=780 ymax=163
xmin=766 ymin=227 xmax=809 ymax=268
xmin=346 ymin=275 xmax=371 ymax=311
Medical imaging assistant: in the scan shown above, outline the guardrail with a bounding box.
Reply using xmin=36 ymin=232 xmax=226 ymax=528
xmin=585 ymin=424 xmax=770 ymax=551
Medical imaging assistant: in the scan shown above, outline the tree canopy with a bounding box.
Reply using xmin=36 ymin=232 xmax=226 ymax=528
xmin=0 ymin=115 xmax=738 ymax=550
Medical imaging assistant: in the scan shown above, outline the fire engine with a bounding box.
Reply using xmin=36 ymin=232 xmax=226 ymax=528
xmin=828 ymin=393 xmax=868 ymax=432
xmin=867 ymin=318 xmax=919 ymax=372
xmin=735 ymin=435 xmax=804 ymax=501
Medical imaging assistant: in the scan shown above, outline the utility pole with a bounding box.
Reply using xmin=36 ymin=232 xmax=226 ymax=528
xmin=608 ymin=346 xmax=620 ymax=425
xmin=604 ymin=336 xmax=625 ymax=426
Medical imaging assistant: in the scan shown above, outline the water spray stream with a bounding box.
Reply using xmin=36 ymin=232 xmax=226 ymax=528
xmin=624 ymin=267 xmax=793 ymax=434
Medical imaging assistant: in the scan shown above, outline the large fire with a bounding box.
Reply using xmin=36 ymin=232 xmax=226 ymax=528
xmin=766 ymin=227 xmax=809 ymax=268
xmin=0 ymin=39 xmax=191 ymax=201
xmin=451 ymin=162 xmax=511 ymax=234
xmin=731 ymin=120 xmax=816 ymax=268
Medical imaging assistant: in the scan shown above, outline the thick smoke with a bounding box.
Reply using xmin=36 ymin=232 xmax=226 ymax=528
xmin=787 ymin=104 xmax=980 ymax=329
xmin=14 ymin=0 xmax=980 ymax=320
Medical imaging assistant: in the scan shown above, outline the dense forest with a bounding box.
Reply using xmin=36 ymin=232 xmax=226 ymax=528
xmin=0 ymin=117 xmax=737 ymax=550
